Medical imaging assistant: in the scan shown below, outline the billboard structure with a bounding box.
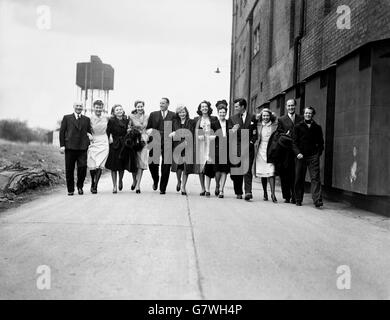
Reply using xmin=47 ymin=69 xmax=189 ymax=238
xmin=76 ymin=55 xmax=114 ymax=114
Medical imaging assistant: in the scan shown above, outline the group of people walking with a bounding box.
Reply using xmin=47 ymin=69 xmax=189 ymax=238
xmin=59 ymin=97 xmax=325 ymax=208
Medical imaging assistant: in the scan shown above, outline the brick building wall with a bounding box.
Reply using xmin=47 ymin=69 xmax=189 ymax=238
xmin=230 ymin=0 xmax=390 ymax=203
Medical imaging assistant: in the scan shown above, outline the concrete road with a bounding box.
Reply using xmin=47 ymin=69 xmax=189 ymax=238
xmin=0 ymin=172 xmax=389 ymax=300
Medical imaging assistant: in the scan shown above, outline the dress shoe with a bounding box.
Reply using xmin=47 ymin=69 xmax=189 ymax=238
xmin=160 ymin=191 xmax=166 ymax=195
xmin=181 ymin=192 xmax=187 ymax=196
xmin=263 ymin=192 xmax=269 ymax=201
xmin=296 ymin=201 xmax=302 ymax=207
xmin=205 ymin=192 xmax=211 ymax=197
xmin=113 ymin=188 xmax=117 ymax=194
xmin=153 ymin=182 xmax=158 ymax=191
xmin=68 ymin=192 xmax=74 ymax=196
xmin=245 ymin=193 xmax=253 ymax=201
xmin=271 ymin=194 xmax=278 ymax=203
xmin=315 ymin=201 xmax=324 ymax=208
xmin=78 ymin=188 xmax=84 ymax=195
xmin=236 ymin=195 xmax=243 ymax=200
xmin=215 ymin=188 xmax=220 ymax=196
xmin=291 ymin=199 xmax=297 ymax=204
xmin=218 ymin=192 xmax=224 ymax=199
xmin=136 ymin=190 xmax=141 ymax=194
xmin=118 ymin=180 xmax=123 ymax=191
xmin=200 ymin=191 xmax=206 ymax=196
xmin=284 ymin=199 xmax=291 ymax=204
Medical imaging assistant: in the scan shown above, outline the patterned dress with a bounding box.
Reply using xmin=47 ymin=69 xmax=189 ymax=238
xmin=129 ymin=113 xmax=149 ymax=170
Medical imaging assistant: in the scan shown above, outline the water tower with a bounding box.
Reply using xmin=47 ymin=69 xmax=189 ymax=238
xmin=76 ymin=55 xmax=114 ymax=114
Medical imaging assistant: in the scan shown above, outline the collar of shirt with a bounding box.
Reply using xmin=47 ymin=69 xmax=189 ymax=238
xmin=161 ymin=110 xmax=167 ymax=119
xmin=241 ymin=111 xmax=247 ymax=122
xmin=288 ymin=113 xmax=295 ymax=122
xmin=74 ymin=112 xmax=81 ymax=119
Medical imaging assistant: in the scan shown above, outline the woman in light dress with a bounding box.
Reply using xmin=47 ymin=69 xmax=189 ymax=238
xmin=87 ymin=99 xmax=109 ymax=194
xmin=254 ymin=108 xmax=279 ymax=203
xmin=128 ymin=100 xmax=149 ymax=194
xmin=194 ymin=101 xmax=218 ymax=197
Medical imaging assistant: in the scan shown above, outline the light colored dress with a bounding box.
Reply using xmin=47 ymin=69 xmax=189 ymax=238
xmin=197 ymin=117 xmax=211 ymax=172
xmin=129 ymin=112 xmax=149 ymax=170
xmin=87 ymin=115 xmax=109 ymax=169
xmin=255 ymin=121 xmax=275 ymax=178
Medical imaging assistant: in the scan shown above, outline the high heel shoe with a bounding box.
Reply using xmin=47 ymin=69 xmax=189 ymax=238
xmin=181 ymin=191 xmax=187 ymax=196
xmin=215 ymin=188 xmax=220 ymax=196
xmin=218 ymin=192 xmax=224 ymax=199
xmin=136 ymin=189 xmax=141 ymax=194
xmin=200 ymin=191 xmax=206 ymax=196
xmin=176 ymin=181 xmax=182 ymax=192
xmin=118 ymin=180 xmax=123 ymax=191
xmin=131 ymin=182 xmax=136 ymax=191
xmin=263 ymin=192 xmax=269 ymax=201
xmin=271 ymin=194 xmax=278 ymax=203
xmin=205 ymin=192 xmax=211 ymax=197
xmin=113 ymin=187 xmax=118 ymax=194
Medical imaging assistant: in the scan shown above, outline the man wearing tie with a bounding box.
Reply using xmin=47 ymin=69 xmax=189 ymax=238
xmin=59 ymin=102 xmax=92 ymax=196
xmin=277 ymin=99 xmax=303 ymax=204
xmin=230 ymin=98 xmax=258 ymax=201
xmin=146 ymin=98 xmax=176 ymax=194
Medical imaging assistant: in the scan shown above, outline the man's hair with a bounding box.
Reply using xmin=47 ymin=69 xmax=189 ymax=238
xmin=286 ymin=98 xmax=296 ymax=106
xmin=305 ymin=106 xmax=316 ymax=116
xmin=161 ymin=97 xmax=170 ymax=105
xmin=233 ymin=98 xmax=247 ymax=110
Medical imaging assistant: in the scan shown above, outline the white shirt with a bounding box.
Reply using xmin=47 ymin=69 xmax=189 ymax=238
xmin=74 ymin=112 xmax=81 ymax=120
xmin=161 ymin=110 xmax=167 ymax=119
xmin=241 ymin=111 xmax=247 ymax=124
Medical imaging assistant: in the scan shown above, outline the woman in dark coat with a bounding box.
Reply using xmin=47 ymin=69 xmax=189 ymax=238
xmin=213 ymin=100 xmax=233 ymax=198
xmin=105 ymin=104 xmax=130 ymax=193
xmin=169 ymin=105 xmax=194 ymax=196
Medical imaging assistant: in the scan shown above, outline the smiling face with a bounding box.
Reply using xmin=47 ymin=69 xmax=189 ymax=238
xmin=94 ymin=104 xmax=104 ymax=116
xmin=234 ymin=102 xmax=245 ymax=115
xmin=218 ymin=108 xmax=227 ymax=121
xmin=200 ymin=103 xmax=209 ymax=115
xmin=135 ymin=102 xmax=144 ymax=114
xmin=114 ymin=105 xmax=124 ymax=118
xmin=178 ymin=109 xmax=187 ymax=120
xmin=304 ymin=108 xmax=314 ymax=121
xmin=74 ymin=103 xmax=83 ymax=114
xmin=262 ymin=111 xmax=271 ymax=123
xmin=286 ymin=99 xmax=296 ymax=115
xmin=160 ymin=99 xmax=169 ymax=112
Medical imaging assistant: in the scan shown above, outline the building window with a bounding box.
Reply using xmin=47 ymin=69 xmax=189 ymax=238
xmin=253 ymin=25 xmax=260 ymax=57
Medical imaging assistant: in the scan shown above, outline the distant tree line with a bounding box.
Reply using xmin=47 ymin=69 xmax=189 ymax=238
xmin=0 ymin=119 xmax=49 ymax=143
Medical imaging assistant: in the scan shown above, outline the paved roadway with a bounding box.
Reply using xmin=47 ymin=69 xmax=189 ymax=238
xmin=0 ymin=172 xmax=389 ymax=300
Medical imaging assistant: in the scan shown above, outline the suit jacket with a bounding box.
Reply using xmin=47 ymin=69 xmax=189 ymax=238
xmin=292 ymin=120 xmax=324 ymax=157
xmin=277 ymin=114 xmax=304 ymax=136
xmin=146 ymin=110 xmax=176 ymax=144
xmin=229 ymin=113 xmax=258 ymax=156
xmin=59 ymin=114 xmax=92 ymax=150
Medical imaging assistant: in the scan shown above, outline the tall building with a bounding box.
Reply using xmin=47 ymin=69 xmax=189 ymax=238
xmin=230 ymin=0 xmax=390 ymax=212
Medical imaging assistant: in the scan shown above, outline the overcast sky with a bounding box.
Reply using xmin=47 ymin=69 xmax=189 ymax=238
xmin=0 ymin=0 xmax=232 ymax=130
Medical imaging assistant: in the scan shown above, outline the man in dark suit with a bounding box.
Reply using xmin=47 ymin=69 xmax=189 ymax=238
xmin=230 ymin=98 xmax=258 ymax=201
xmin=59 ymin=102 xmax=92 ymax=196
xmin=277 ymin=99 xmax=303 ymax=204
xmin=146 ymin=97 xmax=176 ymax=194
xmin=292 ymin=106 xmax=324 ymax=208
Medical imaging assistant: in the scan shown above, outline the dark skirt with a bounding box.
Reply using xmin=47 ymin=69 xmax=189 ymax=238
xmin=105 ymin=142 xmax=127 ymax=171
xmin=204 ymin=162 xmax=215 ymax=178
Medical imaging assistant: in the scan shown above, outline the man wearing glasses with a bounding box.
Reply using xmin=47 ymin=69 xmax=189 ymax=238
xmin=59 ymin=102 xmax=92 ymax=196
